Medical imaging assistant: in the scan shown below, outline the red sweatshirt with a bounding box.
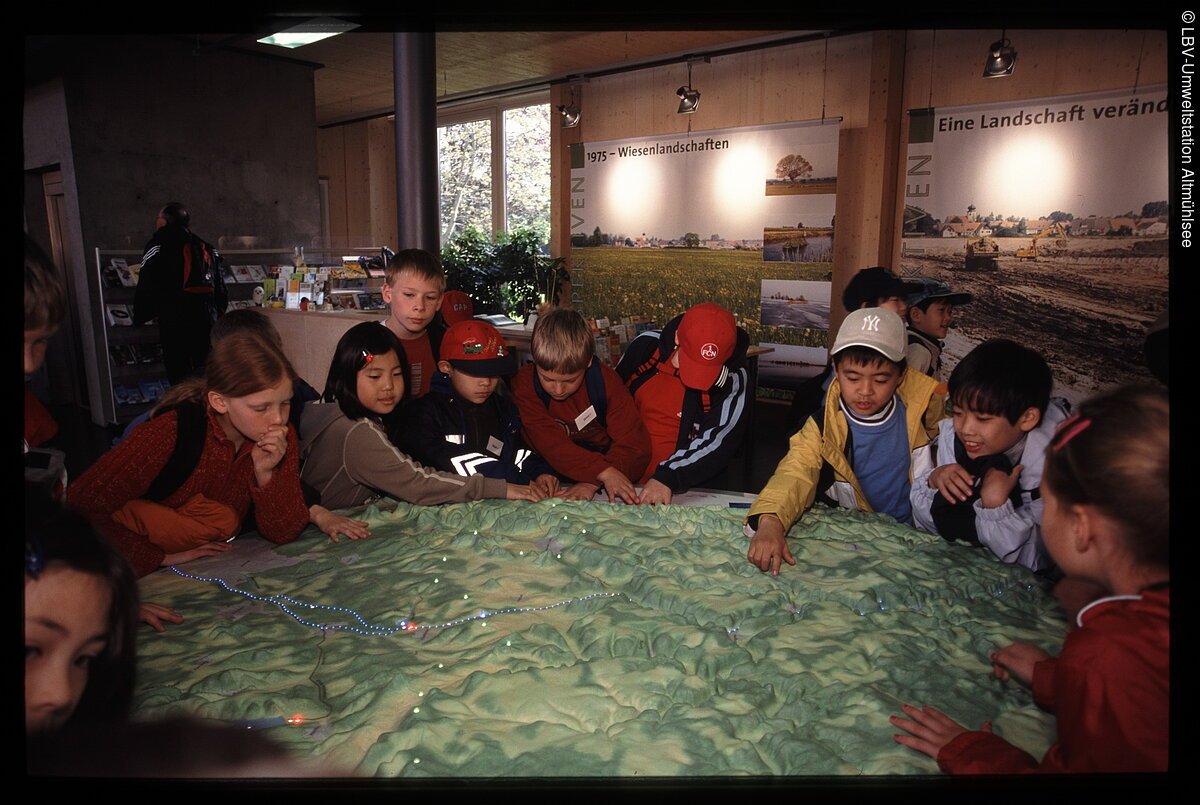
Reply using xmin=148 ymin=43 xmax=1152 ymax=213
xmin=511 ymin=363 xmax=650 ymax=485
xmin=938 ymin=586 xmax=1169 ymax=774
xmin=68 ymin=407 xmax=310 ymax=577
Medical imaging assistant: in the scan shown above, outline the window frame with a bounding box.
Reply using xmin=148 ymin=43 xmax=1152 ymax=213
xmin=436 ymin=89 xmax=550 ymax=243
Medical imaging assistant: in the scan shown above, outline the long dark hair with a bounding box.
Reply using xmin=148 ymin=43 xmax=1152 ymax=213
xmin=322 ymin=322 xmax=410 ymax=431
xmin=25 ymin=490 xmax=140 ymax=729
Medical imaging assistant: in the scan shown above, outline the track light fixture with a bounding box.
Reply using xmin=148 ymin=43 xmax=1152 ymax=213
xmin=558 ymin=83 xmax=582 ymax=128
xmin=558 ymin=104 xmax=581 ymax=128
xmin=982 ymin=34 xmax=1017 ymax=78
xmin=676 ymin=59 xmax=702 ymax=114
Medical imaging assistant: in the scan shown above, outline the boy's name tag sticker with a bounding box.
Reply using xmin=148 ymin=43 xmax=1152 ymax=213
xmin=486 ymin=436 xmax=504 ymax=456
xmin=445 ymin=434 xmax=466 ymax=444
xmin=574 ymin=405 xmax=597 ymax=430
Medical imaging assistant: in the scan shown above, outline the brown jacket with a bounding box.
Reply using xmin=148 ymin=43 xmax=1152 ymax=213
xmin=299 ymin=401 xmax=506 ymax=510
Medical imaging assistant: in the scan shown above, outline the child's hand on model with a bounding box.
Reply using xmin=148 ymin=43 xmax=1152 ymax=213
xmin=530 ymin=474 xmax=562 ymax=499
xmin=161 ymin=541 xmax=232 ymax=567
xmin=251 ymin=423 xmax=290 ymax=487
xmin=505 ymin=483 xmax=539 ymax=502
xmin=890 ymin=703 xmax=991 ymax=759
xmin=990 ymin=642 xmax=1050 ymax=686
xmin=561 ymin=482 xmax=599 ymax=501
xmin=138 ymin=602 xmax=184 ymax=632
xmin=747 ymin=514 xmax=795 ymax=575
xmin=596 ymin=466 xmax=638 ymax=504
xmin=639 ymin=478 xmax=672 ymax=505
xmin=929 ymin=463 xmax=974 ymax=503
xmin=978 ymin=464 xmax=1023 ymax=509
xmin=309 ymin=504 xmax=371 ymax=542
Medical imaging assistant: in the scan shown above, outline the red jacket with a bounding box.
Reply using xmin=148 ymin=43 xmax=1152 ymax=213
xmin=511 ymin=363 xmax=650 ymax=485
xmin=68 ymin=407 xmax=310 ymax=577
xmin=939 ymin=586 xmax=1169 ymax=773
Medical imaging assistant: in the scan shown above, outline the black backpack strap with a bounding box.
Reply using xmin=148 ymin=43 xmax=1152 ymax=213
xmin=625 ymin=351 xmax=661 ymax=398
xmin=143 ymin=399 xmax=208 ymax=502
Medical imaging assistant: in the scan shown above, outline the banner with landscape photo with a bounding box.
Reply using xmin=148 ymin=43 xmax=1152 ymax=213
xmin=901 ymin=86 xmax=1168 ymax=402
xmin=570 ymin=119 xmax=840 ymax=381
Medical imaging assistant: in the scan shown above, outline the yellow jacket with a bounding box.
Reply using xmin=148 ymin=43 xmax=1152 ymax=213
xmin=748 ymin=370 xmax=947 ymax=531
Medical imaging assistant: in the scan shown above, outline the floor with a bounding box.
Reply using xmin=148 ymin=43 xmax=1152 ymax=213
xmin=46 ymin=397 xmax=797 ymax=496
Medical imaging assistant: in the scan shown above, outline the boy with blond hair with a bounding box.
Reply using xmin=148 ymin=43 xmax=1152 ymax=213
xmin=512 ymin=307 xmax=650 ymax=503
xmin=381 ymin=249 xmax=447 ymax=399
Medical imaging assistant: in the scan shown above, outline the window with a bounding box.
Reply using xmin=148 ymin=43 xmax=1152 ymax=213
xmin=437 ymin=97 xmax=550 ymax=247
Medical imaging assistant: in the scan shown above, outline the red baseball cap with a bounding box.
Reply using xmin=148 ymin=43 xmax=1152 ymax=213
xmin=440 ymin=290 xmax=475 ymax=325
xmin=440 ymin=319 xmax=516 ymax=377
xmin=676 ymin=303 xmax=737 ymax=389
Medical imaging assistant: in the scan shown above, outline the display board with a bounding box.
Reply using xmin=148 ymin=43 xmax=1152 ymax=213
xmin=901 ymin=86 xmax=1169 ymax=399
xmin=569 ymin=120 xmax=841 ymax=385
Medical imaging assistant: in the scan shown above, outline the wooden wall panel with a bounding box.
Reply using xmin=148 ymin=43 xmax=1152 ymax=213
xmin=902 ymin=29 xmax=1167 ymax=111
xmin=316 ymin=126 xmax=348 ymax=250
xmin=367 ymin=117 xmax=398 ymax=250
xmin=341 ymin=121 xmax=372 ymax=248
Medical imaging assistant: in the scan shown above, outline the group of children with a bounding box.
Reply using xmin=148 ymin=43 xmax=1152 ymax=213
xmin=26 ymin=239 xmax=1168 ymax=775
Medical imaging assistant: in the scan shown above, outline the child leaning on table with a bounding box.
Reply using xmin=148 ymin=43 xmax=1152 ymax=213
xmin=400 ymin=318 xmax=561 ymax=498
xmin=911 ymin=338 xmax=1070 ymax=572
xmin=745 ymin=307 xmax=946 ymax=575
xmin=892 ymin=385 xmax=1168 ymax=773
xmin=511 ymin=307 xmax=651 ymax=504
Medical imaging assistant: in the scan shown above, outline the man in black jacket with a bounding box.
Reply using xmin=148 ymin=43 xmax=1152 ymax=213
xmin=133 ymin=202 xmax=226 ymax=384
xmin=616 ymin=303 xmax=750 ymax=504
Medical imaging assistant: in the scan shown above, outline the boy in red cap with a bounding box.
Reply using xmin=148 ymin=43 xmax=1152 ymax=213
xmin=401 ymin=319 xmax=561 ymax=498
xmin=616 ymin=302 xmax=750 ymax=504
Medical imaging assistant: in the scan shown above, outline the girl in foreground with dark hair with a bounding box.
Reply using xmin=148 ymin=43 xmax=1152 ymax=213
xmin=300 ymin=322 xmax=539 ymax=511
xmin=25 ymin=494 xmax=139 ymax=733
xmin=890 ymin=384 xmax=1169 ymax=773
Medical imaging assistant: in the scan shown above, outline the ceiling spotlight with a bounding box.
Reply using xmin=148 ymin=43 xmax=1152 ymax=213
xmin=982 ymin=36 xmax=1017 ymax=78
xmin=676 ymin=86 xmax=700 ymax=114
xmin=676 ymin=58 xmax=703 ymax=115
xmin=558 ymin=104 xmax=581 ymax=128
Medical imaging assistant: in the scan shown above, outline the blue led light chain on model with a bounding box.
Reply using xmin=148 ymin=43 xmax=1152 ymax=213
xmin=168 ymin=566 xmax=625 ymax=636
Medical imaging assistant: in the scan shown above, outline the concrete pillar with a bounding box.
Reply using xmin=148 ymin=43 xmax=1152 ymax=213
xmin=393 ymin=32 xmax=439 ymax=252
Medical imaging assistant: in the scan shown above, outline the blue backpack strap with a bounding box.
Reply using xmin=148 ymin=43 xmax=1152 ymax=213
xmin=585 ymin=358 xmax=607 ymax=428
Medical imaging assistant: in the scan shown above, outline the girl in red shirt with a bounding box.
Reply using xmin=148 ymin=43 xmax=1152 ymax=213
xmin=890 ymin=385 xmax=1169 ymax=773
xmin=68 ymin=332 xmax=311 ymax=578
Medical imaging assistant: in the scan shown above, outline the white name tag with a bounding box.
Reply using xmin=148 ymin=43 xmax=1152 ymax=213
xmin=486 ymin=435 xmax=504 ymax=456
xmin=444 ymin=434 xmax=465 ymax=444
xmin=574 ymin=405 xmax=597 ymax=430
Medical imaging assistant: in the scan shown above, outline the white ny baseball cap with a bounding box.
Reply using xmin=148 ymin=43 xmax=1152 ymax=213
xmin=831 ymin=306 xmax=907 ymax=362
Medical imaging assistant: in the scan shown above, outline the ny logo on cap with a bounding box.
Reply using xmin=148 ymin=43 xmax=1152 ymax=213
xmin=700 ymin=343 xmax=719 ymax=360
xmin=862 ymin=315 xmax=881 ymax=332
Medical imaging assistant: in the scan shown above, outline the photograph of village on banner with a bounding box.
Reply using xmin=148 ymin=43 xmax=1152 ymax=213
xmin=900 ymin=86 xmax=1168 ymax=402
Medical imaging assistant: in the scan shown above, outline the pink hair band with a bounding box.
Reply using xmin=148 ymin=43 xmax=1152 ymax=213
xmin=1053 ymin=415 xmax=1093 ymax=450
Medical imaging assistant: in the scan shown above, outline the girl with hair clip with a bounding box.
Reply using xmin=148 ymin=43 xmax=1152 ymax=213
xmin=890 ymin=384 xmax=1169 ymax=773
xmin=300 ymin=322 xmax=540 ymax=511
xmin=68 ymin=332 xmax=311 ymax=578
xmin=25 ymin=495 xmax=139 ymax=733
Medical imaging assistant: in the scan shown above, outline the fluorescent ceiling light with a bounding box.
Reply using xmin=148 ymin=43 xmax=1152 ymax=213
xmin=258 ymin=17 xmax=359 ymax=48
